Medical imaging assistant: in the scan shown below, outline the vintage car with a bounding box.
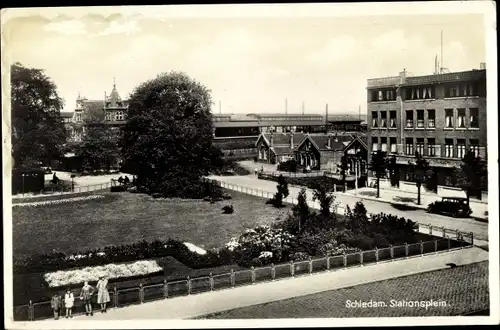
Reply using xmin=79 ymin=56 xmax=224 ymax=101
xmin=427 ymin=197 xmax=472 ymax=218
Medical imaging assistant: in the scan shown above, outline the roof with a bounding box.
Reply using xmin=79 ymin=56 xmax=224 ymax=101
xmin=403 ymin=69 xmax=486 ymax=86
xmin=297 ymin=134 xmax=354 ymax=152
xmin=60 ymin=112 xmax=74 ymax=118
xmin=262 ymin=132 xmax=307 ymax=146
xmin=271 ymin=146 xmax=295 ymax=155
xmin=327 ymin=114 xmax=364 ymax=123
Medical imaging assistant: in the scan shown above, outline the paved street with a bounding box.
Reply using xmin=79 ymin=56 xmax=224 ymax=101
xmin=37 ymin=247 xmax=487 ymax=321
xmin=207 ymin=174 xmax=489 ymax=241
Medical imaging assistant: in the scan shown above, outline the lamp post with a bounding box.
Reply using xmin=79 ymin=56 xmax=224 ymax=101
xmin=22 ymin=173 xmax=26 ymax=197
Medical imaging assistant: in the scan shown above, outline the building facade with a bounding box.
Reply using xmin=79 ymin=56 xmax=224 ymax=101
xmin=367 ymin=65 xmax=487 ymax=190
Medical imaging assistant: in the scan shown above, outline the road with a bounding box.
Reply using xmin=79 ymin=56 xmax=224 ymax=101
xmin=207 ymin=174 xmax=489 ymax=242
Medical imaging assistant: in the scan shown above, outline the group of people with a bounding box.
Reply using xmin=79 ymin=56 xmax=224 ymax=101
xmin=50 ymin=277 xmax=111 ymax=319
xmin=117 ymin=176 xmax=131 ymax=184
xmin=254 ymin=166 xmax=264 ymax=176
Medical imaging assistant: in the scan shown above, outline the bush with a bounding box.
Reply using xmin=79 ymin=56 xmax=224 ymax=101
xmin=291 ymin=252 xmax=310 ymax=261
xmin=110 ymin=185 xmax=126 ymax=192
xmin=222 ymin=205 xmax=234 ymax=214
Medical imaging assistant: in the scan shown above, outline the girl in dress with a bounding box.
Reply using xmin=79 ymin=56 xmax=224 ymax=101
xmin=80 ymin=281 xmax=95 ymax=316
xmin=64 ymin=288 xmax=74 ymax=318
xmin=96 ymin=276 xmax=111 ymax=313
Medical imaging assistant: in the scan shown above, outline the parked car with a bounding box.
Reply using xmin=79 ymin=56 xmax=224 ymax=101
xmin=427 ymin=197 xmax=472 ymax=218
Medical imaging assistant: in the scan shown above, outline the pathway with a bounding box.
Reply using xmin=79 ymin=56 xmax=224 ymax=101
xmin=36 ymin=247 xmax=487 ymax=321
xmin=208 ymin=174 xmax=489 ymax=242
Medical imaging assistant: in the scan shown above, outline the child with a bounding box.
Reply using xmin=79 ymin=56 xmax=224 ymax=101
xmin=80 ymin=281 xmax=95 ymax=316
xmin=50 ymin=293 xmax=61 ymax=320
xmin=64 ymin=288 xmax=74 ymax=318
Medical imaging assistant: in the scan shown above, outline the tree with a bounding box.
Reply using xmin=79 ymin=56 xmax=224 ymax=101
xmin=11 ymin=63 xmax=67 ymax=168
xmin=455 ymin=150 xmax=488 ymax=205
xmin=74 ymin=102 xmax=120 ymax=172
xmin=120 ymin=71 xmax=223 ymax=197
xmin=339 ymin=154 xmax=349 ymax=192
xmin=369 ymin=150 xmax=388 ymax=198
xmin=409 ymin=151 xmax=430 ymax=205
xmin=291 ymin=188 xmax=311 ymax=232
xmin=312 ymin=184 xmax=335 ymax=219
xmin=269 ymin=174 xmax=289 ymax=208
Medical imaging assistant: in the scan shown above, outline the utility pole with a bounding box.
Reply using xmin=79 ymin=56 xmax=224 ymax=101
xmin=440 ymin=30 xmax=443 ymax=73
xmin=302 ymin=101 xmax=305 ymax=115
xmin=325 ymin=103 xmax=329 ymax=133
xmin=285 ymin=98 xmax=288 ymax=114
xmin=219 ymin=100 xmax=221 ymax=114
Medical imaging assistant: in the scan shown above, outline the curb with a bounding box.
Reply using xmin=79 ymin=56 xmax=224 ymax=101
xmin=342 ymin=192 xmax=488 ymax=223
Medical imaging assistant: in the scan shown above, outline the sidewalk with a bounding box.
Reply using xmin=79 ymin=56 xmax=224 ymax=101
xmin=36 ymin=247 xmax=488 ymax=321
xmin=348 ymin=187 xmax=488 ymax=222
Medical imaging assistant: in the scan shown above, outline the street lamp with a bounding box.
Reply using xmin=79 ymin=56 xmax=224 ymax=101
xmin=22 ymin=173 xmax=26 ymax=197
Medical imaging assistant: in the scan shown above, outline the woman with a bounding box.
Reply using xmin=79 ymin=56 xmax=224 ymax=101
xmin=96 ymin=276 xmax=111 ymax=313
xmin=64 ymin=288 xmax=74 ymax=318
xmin=80 ymin=281 xmax=95 ymax=316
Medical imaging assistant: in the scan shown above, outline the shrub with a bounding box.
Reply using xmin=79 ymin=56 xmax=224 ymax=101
xmin=248 ymin=257 xmax=263 ymax=267
xmin=291 ymin=252 xmax=310 ymax=261
xmin=110 ymin=185 xmax=126 ymax=192
xmin=222 ymin=205 xmax=234 ymax=214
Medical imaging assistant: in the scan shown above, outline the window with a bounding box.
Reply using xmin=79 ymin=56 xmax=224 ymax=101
xmin=75 ymin=113 xmax=82 ymax=122
xmin=445 ymin=109 xmax=454 ymax=128
xmin=405 ymin=138 xmax=414 ymax=155
xmin=416 ymin=110 xmax=424 ymax=128
xmin=380 ymin=111 xmax=387 ymax=128
xmin=469 ymin=139 xmax=479 ymax=157
xmin=405 ymin=110 xmax=414 ymax=128
xmin=371 ymin=88 xmax=396 ymax=102
xmin=444 ymin=139 xmax=454 ymax=158
xmin=378 ymin=90 xmax=384 ymax=101
xmin=390 ymin=137 xmax=397 ymax=153
xmin=105 ymin=112 xmax=111 ymax=121
xmin=405 ymin=86 xmax=434 ymax=100
xmin=427 ymin=109 xmax=435 ymax=128
xmin=372 ymin=111 xmax=378 ymax=128
xmin=416 ymin=138 xmax=424 ymax=156
xmin=372 ymin=137 xmax=378 ymax=152
xmin=427 ymin=138 xmax=436 ymax=156
xmin=116 ymin=111 xmax=124 ymax=121
xmin=470 ymin=108 xmax=479 ymax=128
xmin=389 ymin=111 xmax=397 ymax=128
xmin=457 ymin=109 xmax=465 ymax=128
xmin=456 ymin=139 xmax=466 ymax=159
xmin=445 ymin=83 xmax=479 ymax=98
xmin=381 ymin=137 xmax=387 ymax=152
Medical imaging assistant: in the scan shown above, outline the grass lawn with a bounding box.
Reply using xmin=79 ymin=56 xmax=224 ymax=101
xmin=12 ymin=189 xmax=290 ymax=258
xmin=200 ymin=261 xmax=489 ymax=318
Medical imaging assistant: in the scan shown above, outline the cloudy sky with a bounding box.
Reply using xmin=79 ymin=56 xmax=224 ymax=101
xmin=3 ymin=4 xmax=490 ymax=115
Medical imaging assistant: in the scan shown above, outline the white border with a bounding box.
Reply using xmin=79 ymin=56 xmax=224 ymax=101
xmin=2 ymin=1 xmax=498 ymax=328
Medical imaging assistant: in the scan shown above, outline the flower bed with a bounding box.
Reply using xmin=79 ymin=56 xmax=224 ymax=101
xmin=44 ymin=260 xmax=163 ymax=287
xmin=13 ymin=195 xmax=105 ymax=207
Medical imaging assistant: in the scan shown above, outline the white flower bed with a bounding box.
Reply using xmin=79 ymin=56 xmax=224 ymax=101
xmin=13 ymin=195 xmax=105 ymax=207
xmin=183 ymin=242 xmax=207 ymax=255
xmin=44 ymin=260 xmax=163 ymax=288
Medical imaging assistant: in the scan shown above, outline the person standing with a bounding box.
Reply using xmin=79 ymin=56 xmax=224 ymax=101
xmin=51 ymin=293 xmax=61 ymax=320
xmin=80 ymin=281 xmax=95 ymax=316
xmin=96 ymin=276 xmax=111 ymax=313
xmin=64 ymin=288 xmax=74 ymax=318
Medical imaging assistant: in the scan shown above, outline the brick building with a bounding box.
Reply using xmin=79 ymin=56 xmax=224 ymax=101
xmin=367 ymin=64 xmax=487 ymax=191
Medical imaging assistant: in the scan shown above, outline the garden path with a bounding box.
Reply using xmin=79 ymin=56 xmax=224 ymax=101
xmin=38 ymin=247 xmax=488 ymax=321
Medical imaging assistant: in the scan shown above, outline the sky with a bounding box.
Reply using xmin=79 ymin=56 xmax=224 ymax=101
xmin=2 ymin=4 xmax=489 ymax=115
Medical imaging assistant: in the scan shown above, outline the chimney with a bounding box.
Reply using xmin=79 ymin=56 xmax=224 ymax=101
xmin=290 ymin=133 xmax=294 ymax=149
xmin=480 ymin=62 xmax=486 ymax=70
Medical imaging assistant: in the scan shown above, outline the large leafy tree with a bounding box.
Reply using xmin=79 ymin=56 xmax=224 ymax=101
xmin=369 ymin=150 xmax=388 ymax=198
xmin=409 ymin=151 xmax=430 ymax=205
xmin=121 ymin=71 xmax=222 ymax=197
xmin=11 ymin=63 xmax=67 ymax=168
xmin=455 ymin=150 xmax=488 ymax=205
xmin=74 ymin=102 xmax=120 ymax=172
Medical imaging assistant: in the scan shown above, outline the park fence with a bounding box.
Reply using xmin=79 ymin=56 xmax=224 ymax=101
xmin=259 ymin=171 xmax=326 ymax=179
xmin=14 ymin=179 xmax=474 ymax=322
xmin=12 ymin=181 xmax=114 ymax=200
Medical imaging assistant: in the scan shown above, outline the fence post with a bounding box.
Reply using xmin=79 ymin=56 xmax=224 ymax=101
xmin=333 ymin=184 xmax=337 ymax=192
xmin=375 ymin=247 xmax=379 ymax=263
xmin=251 ymin=267 xmax=256 ymax=284
xmin=420 ymin=240 xmax=424 ymax=256
xmin=470 ymin=232 xmax=474 ymax=246
xmin=139 ymin=283 xmax=144 ymax=303
xmin=405 ymin=242 xmax=409 ymax=258
xmin=271 ymin=263 xmax=276 ymax=281
xmin=209 ymin=273 xmax=214 ymax=291
xmin=230 ymin=269 xmax=235 ymax=287
xmin=290 ymin=261 xmax=295 ymax=277
xmin=308 ymin=257 xmax=313 ymax=274
xmin=326 ymin=256 xmax=331 ymax=271
xmin=163 ymin=280 xmax=168 ymax=299
xmin=359 ymin=252 xmax=363 ymax=266
xmin=442 ymin=227 xmax=446 ymax=238
xmin=187 ymin=276 xmax=191 ymax=295
xmin=434 ymin=238 xmax=438 ymax=254
xmin=390 ymin=245 xmax=394 ymax=261
xmin=447 ymin=236 xmax=451 ymax=251
xmin=343 ymin=252 xmax=347 ymax=268
xmin=429 ymin=224 xmax=433 ymax=236
xmin=28 ymin=300 xmax=33 ymax=321
xmin=113 ymin=285 xmax=118 ymax=307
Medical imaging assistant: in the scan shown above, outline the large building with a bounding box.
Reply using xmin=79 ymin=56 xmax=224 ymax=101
xmin=366 ymin=64 xmax=487 ymax=191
